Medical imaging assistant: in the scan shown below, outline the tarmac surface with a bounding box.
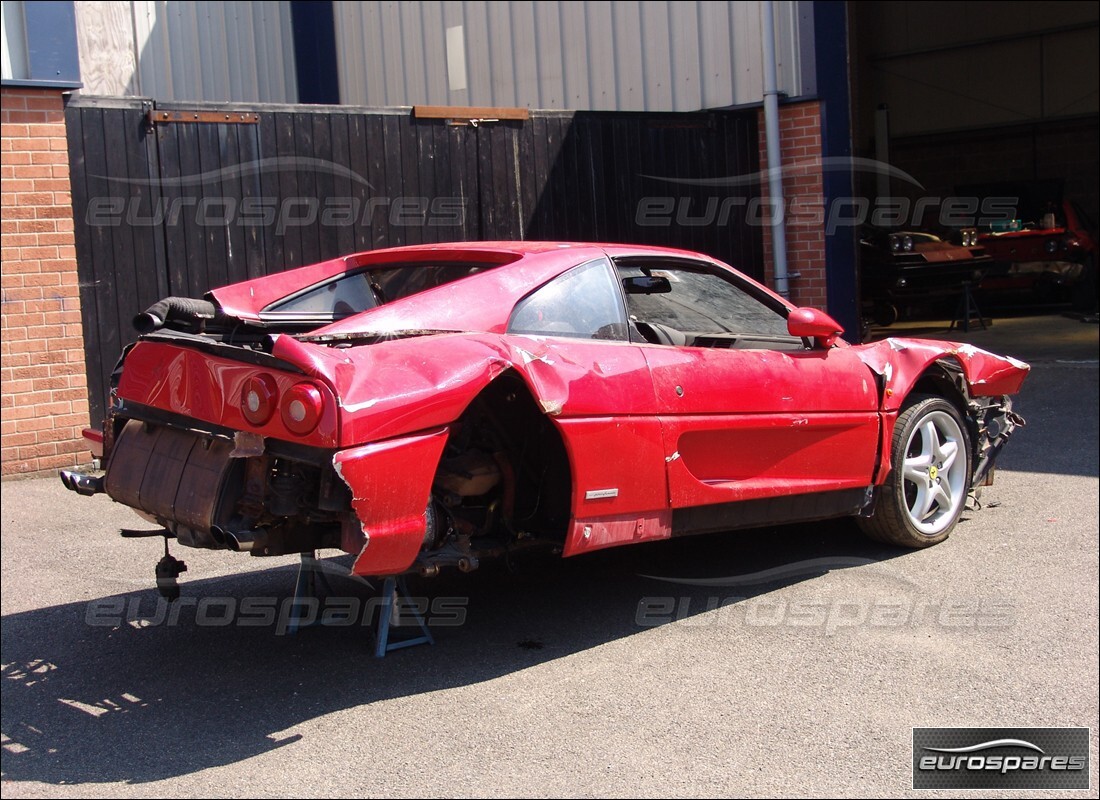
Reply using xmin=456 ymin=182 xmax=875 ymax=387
xmin=2 ymin=313 xmax=1097 ymax=798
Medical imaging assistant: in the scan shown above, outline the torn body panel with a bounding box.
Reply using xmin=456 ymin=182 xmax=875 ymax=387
xmin=854 ymin=338 xmax=1029 ymax=486
xmin=854 ymin=337 xmax=1030 ymax=409
xmin=506 ymin=336 xmax=659 ymax=417
xmin=333 ymin=428 xmax=450 ymax=576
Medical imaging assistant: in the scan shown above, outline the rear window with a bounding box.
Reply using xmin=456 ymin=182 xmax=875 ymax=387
xmin=264 ymin=263 xmax=496 ymax=320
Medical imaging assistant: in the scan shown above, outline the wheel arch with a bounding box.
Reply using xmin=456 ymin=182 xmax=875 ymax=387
xmin=440 ymin=367 xmax=574 ymax=541
xmin=339 ymin=363 xmax=576 ymax=577
xmin=904 ymin=358 xmax=971 ymax=418
xmin=859 ymin=392 xmax=973 ymax=547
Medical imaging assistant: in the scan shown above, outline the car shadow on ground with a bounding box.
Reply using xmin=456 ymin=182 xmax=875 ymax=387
xmin=1 ymin=518 xmax=909 ymax=785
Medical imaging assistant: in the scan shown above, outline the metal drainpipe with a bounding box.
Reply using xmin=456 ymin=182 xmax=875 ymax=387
xmin=762 ymin=1 xmax=790 ymax=298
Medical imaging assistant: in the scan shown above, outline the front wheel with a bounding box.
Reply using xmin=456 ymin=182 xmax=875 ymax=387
xmin=858 ymin=394 xmax=971 ymax=547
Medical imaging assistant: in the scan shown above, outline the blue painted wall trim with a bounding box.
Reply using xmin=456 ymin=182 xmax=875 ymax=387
xmin=15 ymin=1 xmax=81 ymax=87
xmin=291 ymin=1 xmax=340 ymax=105
xmin=812 ymin=1 xmax=860 ymax=338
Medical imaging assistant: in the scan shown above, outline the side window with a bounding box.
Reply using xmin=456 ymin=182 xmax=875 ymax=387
xmin=618 ymin=263 xmax=804 ymax=349
xmin=508 ymin=258 xmax=629 ymax=341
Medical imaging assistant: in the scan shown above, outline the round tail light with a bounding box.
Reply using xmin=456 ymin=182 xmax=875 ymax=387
xmin=241 ymin=374 xmax=278 ymax=425
xmin=281 ymin=382 xmax=324 ymax=435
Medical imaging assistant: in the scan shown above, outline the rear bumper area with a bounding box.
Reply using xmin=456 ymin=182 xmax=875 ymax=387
xmin=104 ymin=419 xmax=240 ymax=549
xmin=94 ymin=417 xmax=450 ymax=576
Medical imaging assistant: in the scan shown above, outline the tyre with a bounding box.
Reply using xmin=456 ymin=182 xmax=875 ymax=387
xmin=858 ymin=394 xmax=971 ymax=547
xmin=872 ymin=302 xmax=898 ymax=327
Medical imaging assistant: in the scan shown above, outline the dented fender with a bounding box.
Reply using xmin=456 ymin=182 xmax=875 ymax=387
xmin=271 ymin=332 xmax=656 ymax=446
xmin=855 ymin=337 xmax=1030 ymax=411
xmin=854 ymin=338 xmax=1029 ymax=485
xmin=334 ymin=428 xmax=449 ymax=576
xmin=273 ymin=334 xmax=516 ymax=445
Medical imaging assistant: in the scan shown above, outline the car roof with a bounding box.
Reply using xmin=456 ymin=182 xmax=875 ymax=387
xmin=211 ymin=241 xmax=737 ymax=337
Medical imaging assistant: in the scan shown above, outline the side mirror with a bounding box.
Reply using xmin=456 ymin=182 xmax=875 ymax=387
xmin=787 ymin=307 xmax=844 ymax=348
xmin=623 ymin=275 xmax=672 ymax=294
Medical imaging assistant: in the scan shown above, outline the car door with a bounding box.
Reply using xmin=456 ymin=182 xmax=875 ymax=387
xmin=615 ymin=258 xmax=881 ymax=513
xmin=504 ymin=256 xmax=672 ymax=555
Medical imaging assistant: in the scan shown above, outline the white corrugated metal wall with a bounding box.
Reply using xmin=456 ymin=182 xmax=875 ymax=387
xmin=73 ymin=0 xmax=298 ymax=102
xmin=334 ymin=1 xmax=809 ymax=111
xmin=70 ymin=1 xmax=807 ymax=109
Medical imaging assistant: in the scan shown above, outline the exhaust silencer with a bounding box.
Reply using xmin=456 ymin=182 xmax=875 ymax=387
xmin=60 ymin=470 xmax=104 ymax=496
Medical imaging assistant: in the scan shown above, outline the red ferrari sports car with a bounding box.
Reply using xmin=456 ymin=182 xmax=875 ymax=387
xmin=62 ymin=242 xmax=1028 ymax=584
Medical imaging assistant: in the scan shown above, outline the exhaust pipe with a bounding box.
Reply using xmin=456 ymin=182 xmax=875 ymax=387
xmin=59 ymin=469 xmax=104 ymax=496
xmin=217 ymin=527 xmax=265 ymax=553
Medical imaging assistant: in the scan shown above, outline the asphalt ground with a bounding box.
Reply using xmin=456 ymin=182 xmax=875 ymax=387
xmin=2 ymin=314 xmax=1097 ymax=798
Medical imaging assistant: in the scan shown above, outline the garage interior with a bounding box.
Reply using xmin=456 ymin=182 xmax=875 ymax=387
xmin=848 ymin=1 xmax=1098 ymax=239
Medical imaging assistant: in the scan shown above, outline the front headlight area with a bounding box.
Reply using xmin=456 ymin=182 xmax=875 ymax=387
xmin=890 ymin=234 xmax=914 ymax=253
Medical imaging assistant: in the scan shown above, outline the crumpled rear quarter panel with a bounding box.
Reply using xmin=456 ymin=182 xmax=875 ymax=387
xmin=333 ymin=428 xmax=450 ymax=576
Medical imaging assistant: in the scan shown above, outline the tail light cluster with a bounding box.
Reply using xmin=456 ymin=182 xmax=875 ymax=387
xmin=240 ymin=373 xmax=325 ymax=435
xmin=241 ymin=374 xmax=278 ymax=425
xmin=281 ymin=383 xmax=324 ymax=435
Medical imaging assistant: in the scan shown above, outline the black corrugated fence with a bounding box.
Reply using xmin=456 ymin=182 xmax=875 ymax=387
xmin=65 ymin=96 xmax=762 ymax=422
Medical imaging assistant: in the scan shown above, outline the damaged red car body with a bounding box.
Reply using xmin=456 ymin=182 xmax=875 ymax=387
xmin=62 ymin=242 xmax=1028 ymax=582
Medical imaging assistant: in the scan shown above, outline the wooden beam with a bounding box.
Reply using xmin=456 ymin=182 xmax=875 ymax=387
xmin=414 ymin=105 xmax=529 ymax=122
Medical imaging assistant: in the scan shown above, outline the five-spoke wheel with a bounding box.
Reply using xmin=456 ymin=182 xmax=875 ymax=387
xmin=859 ymin=394 xmax=971 ymax=547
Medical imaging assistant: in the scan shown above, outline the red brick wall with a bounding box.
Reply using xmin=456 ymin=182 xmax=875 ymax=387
xmin=1 ymin=88 xmax=91 ymax=477
xmin=757 ymin=101 xmax=827 ymax=309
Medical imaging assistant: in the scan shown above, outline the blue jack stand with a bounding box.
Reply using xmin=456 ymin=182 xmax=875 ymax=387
xmin=286 ymin=552 xmax=433 ymax=657
xmin=374 ymin=575 xmax=434 ymax=658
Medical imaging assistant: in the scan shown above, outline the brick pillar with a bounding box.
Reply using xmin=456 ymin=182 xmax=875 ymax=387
xmin=757 ymin=101 xmax=827 ymax=309
xmin=1 ymin=88 xmax=91 ymax=477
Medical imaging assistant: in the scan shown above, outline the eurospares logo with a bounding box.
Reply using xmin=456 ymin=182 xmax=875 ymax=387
xmin=913 ymin=728 xmax=1090 ymax=789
